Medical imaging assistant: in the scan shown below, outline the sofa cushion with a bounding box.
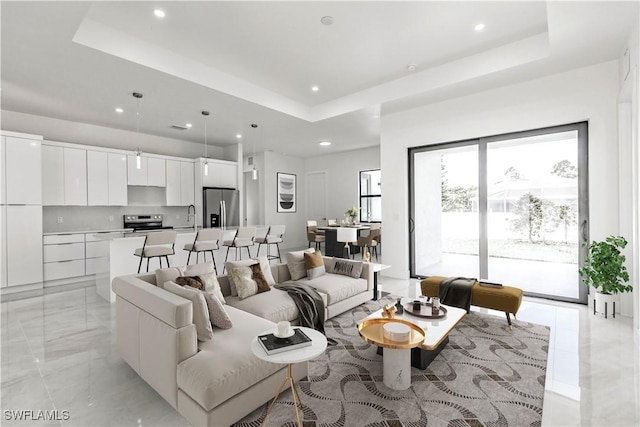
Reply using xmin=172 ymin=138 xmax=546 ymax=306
xmin=184 ymin=262 xmax=215 ymax=277
xmin=177 ymin=306 xmax=282 ymax=411
xmin=304 ymin=250 xmax=326 ymax=280
xmin=164 ymin=281 xmax=214 ymax=341
xmin=297 ymin=274 xmax=367 ymax=305
xmin=329 ymin=258 xmax=363 ymax=278
xmin=225 ymin=288 xmax=299 ymax=323
xmin=199 ymin=272 xmax=226 ymax=304
xmin=286 ymin=249 xmax=315 ymax=280
xmin=203 ymin=291 xmax=233 ymax=329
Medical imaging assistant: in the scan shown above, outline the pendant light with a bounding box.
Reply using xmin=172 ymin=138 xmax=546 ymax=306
xmin=202 ymin=111 xmax=210 ymax=176
xmin=251 ymin=123 xmax=258 ymax=180
xmin=133 ymin=92 xmax=143 ymax=169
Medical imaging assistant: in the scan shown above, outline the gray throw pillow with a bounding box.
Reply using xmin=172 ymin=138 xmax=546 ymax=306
xmin=330 ymin=258 xmax=363 ymax=278
xmin=164 ymin=281 xmax=214 ymax=341
xmin=201 ymin=289 xmax=233 ymax=329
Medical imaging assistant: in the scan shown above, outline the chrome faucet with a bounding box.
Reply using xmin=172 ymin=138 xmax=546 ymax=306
xmin=187 ymin=204 xmax=197 ymax=230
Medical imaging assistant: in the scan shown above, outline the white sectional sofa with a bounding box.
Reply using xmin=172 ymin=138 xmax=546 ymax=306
xmin=111 ymin=256 xmax=373 ymax=426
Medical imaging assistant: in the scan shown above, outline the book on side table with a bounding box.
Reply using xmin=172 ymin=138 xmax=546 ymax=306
xmin=258 ymin=328 xmax=312 ymax=355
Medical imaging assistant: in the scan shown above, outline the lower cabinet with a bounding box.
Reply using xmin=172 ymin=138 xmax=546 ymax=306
xmin=43 ymin=233 xmax=85 ymax=281
xmin=6 ymin=206 xmax=43 ymax=286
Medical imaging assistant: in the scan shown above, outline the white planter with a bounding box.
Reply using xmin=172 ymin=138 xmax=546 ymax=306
xmin=593 ymin=291 xmax=619 ymax=318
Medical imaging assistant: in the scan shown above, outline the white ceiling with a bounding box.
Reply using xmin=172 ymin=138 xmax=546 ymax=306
xmin=1 ymin=1 xmax=637 ymax=158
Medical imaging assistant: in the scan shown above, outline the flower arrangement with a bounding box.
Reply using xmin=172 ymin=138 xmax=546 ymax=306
xmin=345 ymin=206 xmax=360 ymax=218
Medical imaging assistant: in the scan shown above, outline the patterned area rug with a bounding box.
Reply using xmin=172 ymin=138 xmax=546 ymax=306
xmin=235 ymin=296 xmax=550 ymax=427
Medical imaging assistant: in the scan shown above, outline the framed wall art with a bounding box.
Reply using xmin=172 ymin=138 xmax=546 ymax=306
xmin=277 ymin=172 xmax=296 ymax=213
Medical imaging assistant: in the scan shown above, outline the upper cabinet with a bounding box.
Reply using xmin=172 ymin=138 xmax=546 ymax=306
xmin=87 ymin=151 xmax=128 ymax=206
xmin=127 ymin=155 xmax=166 ymax=187
xmin=166 ymin=160 xmax=195 ymax=206
xmin=202 ymin=159 xmax=237 ymax=189
xmin=42 ymin=144 xmax=87 ymax=206
xmin=5 ymin=135 xmax=42 ymax=205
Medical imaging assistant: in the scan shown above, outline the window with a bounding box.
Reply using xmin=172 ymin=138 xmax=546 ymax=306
xmin=359 ymin=169 xmax=381 ymax=222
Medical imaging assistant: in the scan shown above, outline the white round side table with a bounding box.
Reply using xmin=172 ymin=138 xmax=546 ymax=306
xmin=250 ymin=326 xmax=327 ymax=427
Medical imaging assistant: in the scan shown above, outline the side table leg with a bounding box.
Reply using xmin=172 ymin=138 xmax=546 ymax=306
xmin=372 ymin=272 xmax=379 ymax=300
xmin=287 ymin=364 xmax=303 ymax=427
xmin=262 ymin=373 xmax=288 ymax=426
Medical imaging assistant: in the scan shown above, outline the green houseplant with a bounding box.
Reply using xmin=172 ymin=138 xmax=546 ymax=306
xmin=579 ymin=235 xmax=631 ymax=295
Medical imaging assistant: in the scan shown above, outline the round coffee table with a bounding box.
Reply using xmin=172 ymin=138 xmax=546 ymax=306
xmin=251 ymin=326 xmax=327 ymax=427
xmin=357 ymin=318 xmax=425 ymax=390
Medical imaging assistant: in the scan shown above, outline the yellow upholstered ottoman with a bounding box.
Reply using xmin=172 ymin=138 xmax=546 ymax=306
xmin=420 ymin=276 xmax=523 ymax=328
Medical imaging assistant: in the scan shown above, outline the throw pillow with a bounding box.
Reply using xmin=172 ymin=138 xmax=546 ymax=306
xmin=164 ymin=281 xmax=214 ymax=341
xmin=199 ymin=288 xmax=233 ymax=329
xmin=198 ymin=272 xmax=226 ymax=304
xmin=175 ymin=275 xmax=204 ymax=290
xmin=155 ymin=267 xmax=183 ymax=289
xmin=225 ymin=259 xmax=259 ymax=296
xmin=304 ymin=251 xmax=326 ymax=280
xmin=183 ymin=262 xmax=215 ymax=277
xmin=229 ymin=266 xmax=257 ymax=300
xmin=250 ymin=263 xmax=271 ymax=293
xmin=255 ymin=255 xmax=276 ymax=286
xmin=286 ymin=249 xmax=315 ymax=280
xmin=330 ymin=258 xmax=364 ymax=279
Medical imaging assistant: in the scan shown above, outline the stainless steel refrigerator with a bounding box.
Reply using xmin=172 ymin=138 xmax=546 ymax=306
xmin=203 ymin=187 xmax=240 ymax=228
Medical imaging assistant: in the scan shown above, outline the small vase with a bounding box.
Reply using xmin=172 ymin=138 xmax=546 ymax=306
xmin=363 ymin=247 xmax=371 ymax=263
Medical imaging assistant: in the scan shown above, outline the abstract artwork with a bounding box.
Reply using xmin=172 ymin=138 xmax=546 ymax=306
xmin=277 ymin=172 xmax=296 ymax=213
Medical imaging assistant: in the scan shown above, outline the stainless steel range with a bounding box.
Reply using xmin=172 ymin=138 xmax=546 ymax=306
xmin=123 ymin=214 xmax=173 ymax=232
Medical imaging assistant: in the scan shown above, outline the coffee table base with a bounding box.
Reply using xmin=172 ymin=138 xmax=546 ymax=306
xmin=377 ymin=337 xmax=449 ymax=370
xmin=382 ymin=348 xmax=411 ymax=390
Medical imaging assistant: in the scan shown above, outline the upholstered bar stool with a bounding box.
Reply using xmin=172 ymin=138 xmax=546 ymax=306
xmin=222 ymin=227 xmax=257 ymax=271
xmin=255 ymin=225 xmax=286 ymax=262
xmin=183 ymin=228 xmax=222 ymax=274
xmin=134 ymin=230 xmax=177 ymax=273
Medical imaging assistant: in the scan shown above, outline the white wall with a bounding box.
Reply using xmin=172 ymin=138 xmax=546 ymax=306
xmin=381 ymin=61 xmax=629 ymax=312
xmin=304 ymin=146 xmax=380 ymax=222
xmin=1 ymin=110 xmax=224 ymax=159
xmin=262 ymin=151 xmax=307 ymax=249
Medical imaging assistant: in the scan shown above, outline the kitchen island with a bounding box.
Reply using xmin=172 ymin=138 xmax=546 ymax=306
xmin=94 ymin=227 xmax=253 ymax=302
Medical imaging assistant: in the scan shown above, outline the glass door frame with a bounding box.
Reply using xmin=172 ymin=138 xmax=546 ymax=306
xmin=408 ymin=122 xmax=589 ymax=304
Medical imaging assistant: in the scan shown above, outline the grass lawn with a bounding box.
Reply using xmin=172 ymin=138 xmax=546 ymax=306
xmin=442 ymin=238 xmax=578 ymax=264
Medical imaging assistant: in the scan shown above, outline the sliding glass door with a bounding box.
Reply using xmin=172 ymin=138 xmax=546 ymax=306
xmin=409 ymin=123 xmax=588 ymax=303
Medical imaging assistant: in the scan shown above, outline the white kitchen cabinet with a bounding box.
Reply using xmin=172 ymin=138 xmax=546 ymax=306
xmin=6 ymin=136 xmax=42 ymax=205
xmin=0 ymin=206 xmax=5 ymax=288
xmin=64 ymin=148 xmax=87 ymax=205
xmin=43 ymin=242 xmax=84 ymax=262
xmin=0 ymin=136 xmax=5 ymax=205
xmin=42 ymin=233 xmax=85 ymax=281
xmin=87 ymin=151 xmax=109 ymax=205
xmin=181 ymin=161 xmax=195 ymax=205
xmin=44 ymin=260 xmax=85 ymax=281
xmin=165 ymin=160 xmax=181 ymax=205
xmin=42 ymin=145 xmax=65 ymax=205
xmin=127 ymin=155 xmax=147 ymax=185
xmin=202 ymin=160 xmax=238 ymax=189
xmin=147 ymin=157 xmax=166 ymax=187
xmin=6 ymin=206 xmax=43 ymax=286
xmin=108 ymin=153 xmax=128 ymax=205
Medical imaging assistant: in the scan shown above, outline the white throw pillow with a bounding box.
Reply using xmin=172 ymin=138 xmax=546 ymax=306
xmin=164 ymin=281 xmax=214 ymax=341
xmin=255 ymin=255 xmax=276 ymax=286
xmin=286 ymin=248 xmax=315 ymax=280
xmin=225 ymin=259 xmax=259 ymax=296
xmin=155 ymin=267 xmax=183 ymax=289
xmin=198 ymin=272 xmax=226 ymax=304
xmin=201 ymin=290 xmax=233 ymax=329
xmin=229 ymin=266 xmax=258 ymax=300
xmin=183 ymin=262 xmax=215 ymax=277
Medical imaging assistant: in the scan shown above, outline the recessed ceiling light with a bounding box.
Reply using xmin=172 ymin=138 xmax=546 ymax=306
xmin=236 ymin=134 xmax=242 ymax=139
xmin=311 ymin=86 xmax=319 ymax=92
xmin=320 ymin=16 xmax=334 ymax=26
xmin=115 ymin=107 xmax=124 ymax=113
xmin=185 ymin=123 xmax=192 ymax=128
xmin=474 ymin=23 xmax=485 ymax=31
xmin=154 ymin=9 xmax=166 ymax=18
xmin=407 ymin=64 xmax=417 ymax=71
xmin=319 ymin=141 xmax=331 ymax=146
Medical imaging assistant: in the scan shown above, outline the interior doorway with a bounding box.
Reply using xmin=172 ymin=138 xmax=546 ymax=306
xmin=243 ymin=171 xmax=260 ymax=226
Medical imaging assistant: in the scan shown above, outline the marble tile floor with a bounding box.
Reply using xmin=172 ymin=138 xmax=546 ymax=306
xmin=1 ymin=277 xmax=639 ymax=427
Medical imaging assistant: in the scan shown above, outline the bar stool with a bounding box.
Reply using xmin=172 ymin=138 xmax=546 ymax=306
xmin=222 ymin=227 xmax=257 ymax=271
xmin=133 ymin=230 xmax=177 ymax=273
xmin=255 ymin=225 xmax=286 ymax=262
xmin=183 ymin=228 xmax=222 ymax=274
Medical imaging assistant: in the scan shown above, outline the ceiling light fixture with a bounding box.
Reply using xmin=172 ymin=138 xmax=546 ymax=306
xmin=154 ymin=9 xmax=165 ymax=18
xmin=251 ymin=124 xmax=258 ymax=180
xmin=320 ymin=16 xmax=334 ymax=26
xmin=185 ymin=123 xmax=192 ymax=128
xmin=474 ymin=23 xmax=485 ymax=31
xmin=311 ymin=86 xmax=319 ymax=92
xmin=407 ymin=64 xmax=417 ymax=71
xmin=236 ymin=134 xmax=242 ymax=139
xmin=319 ymin=141 xmax=331 ymax=146
xmin=202 ymin=111 xmax=210 ymax=176
xmin=133 ymin=92 xmax=143 ymax=169
xmin=115 ymin=107 xmax=124 ymax=114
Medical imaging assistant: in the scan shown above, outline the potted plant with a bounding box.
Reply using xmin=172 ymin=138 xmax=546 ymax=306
xmin=579 ymin=235 xmax=631 ymax=317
